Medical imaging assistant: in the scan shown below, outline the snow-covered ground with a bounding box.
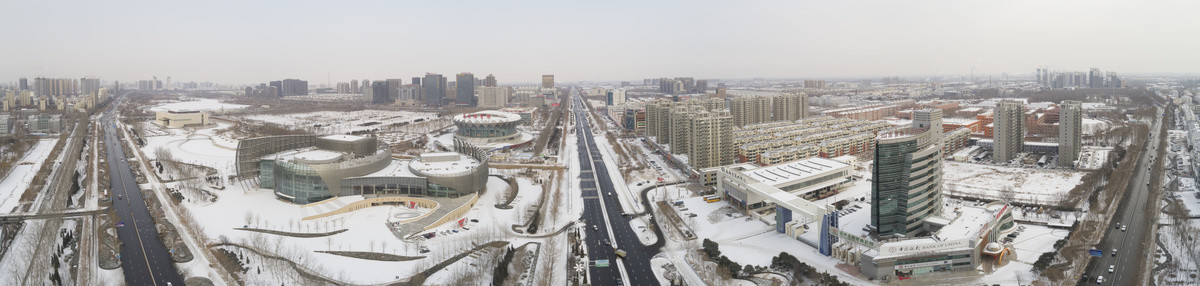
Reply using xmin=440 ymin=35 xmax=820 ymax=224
xmin=239 ymin=110 xmax=436 ymax=134
xmin=1155 ymin=220 xmax=1200 ymax=286
xmin=147 ymin=98 xmax=248 ymax=112
xmin=943 ymin=161 xmax=1087 ymax=206
xmin=132 ymin=119 xmax=560 ymax=284
xmin=1076 ymin=147 xmax=1114 ymax=170
xmin=674 ymin=195 xmax=872 ymax=285
xmin=0 ymin=220 xmax=45 ymax=283
xmin=665 ymin=161 xmax=1067 ymax=286
xmin=0 ymin=138 xmax=59 ymax=214
xmin=1082 ymin=118 xmax=1110 ymax=136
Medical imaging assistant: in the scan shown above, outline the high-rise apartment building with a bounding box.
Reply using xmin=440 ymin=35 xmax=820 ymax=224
xmin=729 ymin=96 xmax=771 ymax=127
xmin=804 ymin=79 xmax=826 ymax=89
xmin=694 ymin=80 xmax=708 ymax=94
xmin=772 ymin=93 xmax=809 ymax=122
xmin=684 ymin=109 xmax=734 ymax=169
xmin=670 ymin=105 xmax=707 ymax=155
xmin=361 ymin=80 xmax=372 ymax=98
xmin=542 ymin=75 xmax=554 ymax=89
xmin=336 ymin=82 xmax=351 ymax=94
xmin=411 ymin=77 xmax=421 ymax=86
xmin=371 ymin=82 xmax=392 ymax=104
xmin=80 ymin=78 xmax=101 ymax=95
xmin=386 ymin=79 xmax=403 ymax=101
xmin=397 ymin=84 xmax=421 ymax=105
xmin=18 ymin=78 xmax=28 ymax=91
xmin=645 ymin=97 xmax=724 ymax=145
xmin=34 ymin=77 xmax=79 ymax=97
xmin=645 ymin=100 xmax=676 ymax=143
xmin=456 ymin=73 xmax=475 ymax=106
xmin=993 ymin=100 xmax=1026 ymax=163
xmin=484 ymin=74 xmax=497 ymax=87
xmin=606 ymin=89 xmax=626 ymax=106
xmin=871 ymin=120 xmax=944 ymax=238
xmin=1088 ymin=68 xmax=1104 ymax=88
xmin=1058 ymin=101 xmax=1083 ymax=167
xmin=270 ymin=79 xmax=308 ymax=97
xmin=478 ymin=86 xmax=510 ymax=108
xmin=350 ymin=79 xmax=359 ymax=94
xmin=422 ymin=73 xmax=446 ymax=106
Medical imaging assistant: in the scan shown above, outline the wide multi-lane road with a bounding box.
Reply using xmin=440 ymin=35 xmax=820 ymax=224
xmin=571 ymin=89 xmax=661 ymax=286
xmin=101 ymin=98 xmax=184 ymax=286
xmin=1082 ymin=105 xmax=1165 ymax=286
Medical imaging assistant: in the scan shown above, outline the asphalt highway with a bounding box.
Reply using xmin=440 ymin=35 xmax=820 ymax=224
xmin=101 ymin=100 xmax=184 ymax=286
xmin=1081 ymin=105 xmax=1165 ymax=286
xmin=572 ymin=90 xmax=661 ymax=286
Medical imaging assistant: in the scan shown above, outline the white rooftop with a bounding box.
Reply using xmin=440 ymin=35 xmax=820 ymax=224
xmin=453 ymin=110 xmax=522 ymax=124
xmin=937 ymin=204 xmax=1002 ymax=241
xmin=362 ymin=159 xmax=418 ymax=178
xmin=292 ymin=150 xmax=342 ymax=162
xmin=420 ymin=152 xmax=461 ymax=162
xmin=409 ymin=153 xmax=481 ymax=176
xmin=741 ymin=157 xmax=849 ymax=186
xmin=321 ymin=134 xmax=367 ymax=142
xmin=942 ymin=117 xmax=979 ymax=125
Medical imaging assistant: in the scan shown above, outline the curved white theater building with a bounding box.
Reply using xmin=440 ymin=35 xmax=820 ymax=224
xmin=447 ymin=110 xmax=534 ymax=150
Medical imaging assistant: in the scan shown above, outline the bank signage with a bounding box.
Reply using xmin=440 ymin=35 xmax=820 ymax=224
xmin=879 ymin=239 xmax=971 ymax=256
xmin=895 ymin=259 xmax=952 ymax=270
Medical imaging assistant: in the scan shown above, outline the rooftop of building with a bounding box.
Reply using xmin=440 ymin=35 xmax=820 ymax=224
xmin=409 ymin=152 xmax=481 ymax=176
xmin=321 ymin=134 xmax=367 ymax=142
xmin=942 ymin=117 xmax=980 ymax=125
xmin=740 ymin=157 xmax=850 ymax=186
xmin=264 ymin=147 xmax=346 ymax=164
xmin=292 ymin=150 xmax=342 ymax=162
xmin=499 ymin=107 xmax=537 ymax=113
xmin=936 ymin=204 xmax=999 ymax=241
xmin=361 ymin=158 xmax=419 ymax=178
xmin=453 ymin=110 xmax=522 ymax=124
xmin=164 ymin=109 xmax=201 ymax=114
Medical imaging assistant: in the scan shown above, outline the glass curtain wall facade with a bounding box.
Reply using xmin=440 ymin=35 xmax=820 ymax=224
xmin=872 ymin=128 xmax=943 ymax=237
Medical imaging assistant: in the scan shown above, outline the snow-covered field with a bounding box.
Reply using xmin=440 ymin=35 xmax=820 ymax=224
xmin=147 ymin=98 xmax=248 ymax=112
xmin=0 ymin=138 xmax=59 ymax=214
xmin=1076 ymin=147 xmax=1114 ymax=170
xmin=1082 ymin=118 xmax=1110 ymax=136
xmin=240 ymin=110 xmax=437 ymax=134
xmin=943 ymin=161 xmax=1087 ymax=206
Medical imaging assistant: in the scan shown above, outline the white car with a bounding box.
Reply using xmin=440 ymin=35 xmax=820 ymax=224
xmin=1121 ymin=225 xmax=1126 ymax=232
xmin=1108 ymin=265 xmax=1114 ymax=273
xmin=1096 ymin=276 xmax=1103 ymax=284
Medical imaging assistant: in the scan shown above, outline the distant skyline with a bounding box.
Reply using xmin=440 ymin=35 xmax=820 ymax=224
xmin=2 ymin=0 xmax=1199 ymax=84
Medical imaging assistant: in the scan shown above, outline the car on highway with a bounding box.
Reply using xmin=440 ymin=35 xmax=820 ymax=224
xmin=1121 ymin=225 xmax=1126 ymax=232
xmin=1115 ymin=223 xmax=1120 ymax=229
xmin=1112 ymin=249 xmax=1117 ymax=256
xmin=1096 ymin=276 xmax=1104 ymax=284
xmin=593 ymin=225 xmax=598 ymax=231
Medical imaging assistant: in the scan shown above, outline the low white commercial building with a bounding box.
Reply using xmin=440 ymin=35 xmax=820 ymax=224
xmin=155 ymin=109 xmax=209 ymax=128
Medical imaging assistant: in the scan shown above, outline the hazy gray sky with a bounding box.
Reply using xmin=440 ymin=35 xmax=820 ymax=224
xmin=2 ymin=0 xmax=1198 ymax=84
